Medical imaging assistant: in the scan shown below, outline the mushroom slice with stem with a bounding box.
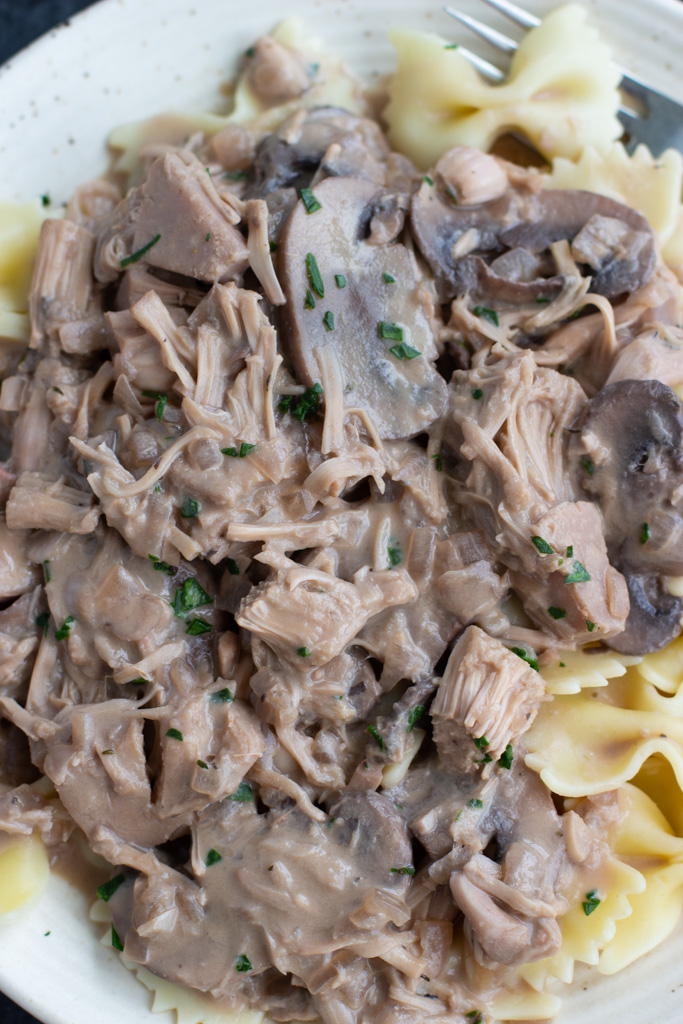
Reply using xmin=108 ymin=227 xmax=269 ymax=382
xmin=279 ymin=175 xmax=447 ymax=440
xmin=410 ymin=146 xmax=656 ymax=304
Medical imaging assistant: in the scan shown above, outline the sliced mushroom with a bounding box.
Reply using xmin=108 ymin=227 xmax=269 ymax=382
xmin=410 ymin=146 xmax=656 ymax=303
xmin=606 ymin=573 xmax=683 ymax=655
xmin=279 ymin=174 xmax=447 ymax=439
xmin=570 ymin=379 xmax=683 ymax=577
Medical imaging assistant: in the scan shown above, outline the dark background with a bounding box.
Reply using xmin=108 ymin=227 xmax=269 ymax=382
xmin=0 ymin=0 xmax=100 ymax=1017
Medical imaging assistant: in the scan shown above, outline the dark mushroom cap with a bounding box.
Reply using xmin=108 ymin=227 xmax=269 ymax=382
xmin=410 ymin=163 xmax=655 ymax=303
xmin=571 ymin=379 xmax=683 ymax=577
xmin=606 ymin=573 xmax=683 ymax=655
xmin=278 ymin=174 xmax=447 ymax=440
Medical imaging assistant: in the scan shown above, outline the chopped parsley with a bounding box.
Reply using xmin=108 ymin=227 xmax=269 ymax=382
xmin=235 ymin=954 xmax=253 ymax=972
xmin=221 ymin=442 xmax=256 ymax=458
xmin=389 ymin=342 xmax=421 ymax=360
xmin=300 ymin=187 xmax=322 ymax=214
xmin=586 ymin=620 xmax=596 ymax=632
xmin=640 ymin=522 xmax=650 ymax=545
xmin=165 ymin=728 xmax=183 ymax=741
xmin=186 ymin=617 xmax=212 ymax=636
xmin=431 ymin=453 xmax=444 ymax=474
xmin=390 ymin=866 xmax=415 ymax=876
xmin=43 ymin=560 xmax=51 ymax=583
xmin=323 ymin=310 xmax=335 ymax=331
xmin=406 ymin=706 xmax=425 ymax=732
xmin=335 ymin=274 xmax=346 ymax=288
xmin=387 ymin=543 xmax=402 ymax=568
xmin=228 ymin=782 xmax=253 ymax=802
xmin=292 ymin=382 xmax=323 ymax=422
xmin=36 ymin=612 xmax=50 ymax=637
xmin=580 ymin=455 xmax=595 ymax=475
xmin=444 ymin=43 xmax=459 ymax=50
xmin=120 ymin=233 xmax=161 ymax=268
xmin=383 ymin=272 xmax=396 ymax=283
xmin=148 ymin=554 xmax=177 ymax=575
xmin=226 ymin=558 xmax=240 ymax=576
xmin=582 ymin=889 xmax=601 ymax=916
xmin=206 ymin=848 xmax=223 ymax=867
xmin=472 ymin=306 xmax=499 ymax=327
xmin=224 ymin=169 xmax=247 ymax=182
xmin=471 ymin=388 xmax=483 ymax=400
xmin=305 ymin=252 xmax=325 ymax=298
xmin=97 ymin=874 xmax=125 ymax=902
xmin=473 ymin=736 xmax=489 ymax=749
xmin=465 ymin=1013 xmax=482 ymax=1024
xmin=565 ymin=561 xmax=592 ymax=584
xmin=170 ymin=578 xmax=211 ymax=618
xmin=55 ymin=615 xmax=75 ymax=641
xmin=211 ymin=687 xmax=233 ymax=703
xmin=511 ymin=647 xmax=539 ymax=671
xmin=111 ymin=926 xmax=124 ymax=952
xmin=548 ymin=606 xmax=567 ymax=620
xmin=468 ymin=798 xmax=484 ymax=809
xmin=367 ymin=724 xmax=385 ymax=751
xmin=206 ymin=233 xmax=211 ymax=242
xmin=531 ymin=536 xmax=554 ymax=554
xmin=423 ymin=175 xmax=434 ymax=186
xmin=476 ymin=754 xmax=492 ymax=764
xmin=41 ymin=194 xmax=50 ymax=207
xmin=180 ymin=496 xmax=200 ymax=519
xmin=498 ymin=744 xmax=514 ymax=770
xmin=304 ymin=289 xmax=316 ymax=309
xmin=535 ymin=296 xmax=551 ymax=304
xmin=379 ymin=321 xmax=404 ymax=342
xmin=567 ymin=545 xmax=574 ymax=557
xmin=269 ymin=240 xmax=278 ymax=252
xmin=129 ymin=678 xmax=147 ymax=686
xmin=297 ymin=646 xmax=312 ymax=657
xmin=197 ymin=759 xmax=209 ymax=769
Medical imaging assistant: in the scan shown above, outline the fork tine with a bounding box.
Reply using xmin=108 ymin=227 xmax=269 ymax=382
xmin=474 ymin=0 xmax=540 ymax=30
xmin=443 ymin=6 xmax=518 ymax=54
xmin=456 ymin=44 xmax=506 ymax=82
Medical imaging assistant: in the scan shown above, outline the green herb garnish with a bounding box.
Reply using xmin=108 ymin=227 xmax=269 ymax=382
xmin=197 ymin=759 xmax=209 ymax=769
xmin=165 ymin=728 xmax=183 ymax=741
xmin=582 ymin=889 xmax=601 ymax=916
xmin=36 ymin=612 xmax=50 ymax=637
xmin=389 ymin=342 xmax=421 ymax=360
xmin=148 ymin=554 xmax=177 ymax=575
xmin=498 ymin=744 xmax=514 ymax=770
xmin=548 ymin=606 xmax=567 ymax=620
xmin=323 ymin=311 xmax=335 ymax=331
xmin=390 ymin=866 xmax=415 ymax=876
xmin=535 ymin=296 xmax=551 ymax=304
xmin=226 ymin=558 xmax=240 ymax=576
xmin=335 ymin=274 xmax=346 ymax=288
xmin=306 ymin=252 xmax=325 ymax=298
xmin=423 ymin=175 xmax=434 ymax=186
xmin=170 ymin=578 xmax=212 ymax=618
xmin=511 ymin=647 xmax=539 ymax=671
xmin=473 ymin=737 xmax=489 ymax=749
xmin=567 ymin=545 xmax=574 ymax=557
xmin=581 ymin=455 xmax=595 ymax=475
xmin=383 ymin=272 xmax=396 ymax=283
xmin=304 ymin=288 xmax=316 ymax=309
xmin=97 ymin=874 xmax=125 ymax=902
xmin=120 ymin=233 xmax=161 ymax=268
xmin=387 ymin=543 xmax=402 ymax=568
xmin=586 ymin=620 xmax=596 ymax=632
xmin=206 ymin=848 xmax=223 ymax=867
xmin=297 ymin=646 xmax=312 ymax=657
xmin=186 ymin=617 xmax=212 ymax=636
xmin=211 ymin=687 xmax=233 ymax=703
xmin=228 ymin=782 xmax=253 ymax=802
xmin=300 ymin=187 xmax=322 ymax=214
xmin=565 ymin=561 xmax=592 ymax=584
xmin=531 ymin=536 xmax=553 ymax=554
xmin=55 ymin=615 xmax=75 ymax=641
xmin=224 ymin=170 xmax=247 ymax=182
xmin=292 ymin=382 xmax=323 ymax=422
xmin=235 ymin=954 xmax=253 ymax=972
xmin=43 ymin=560 xmax=51 ymax=583
xmin=468 ymin=798 xmax=484 ymax=809
xmin=473 ymin=306 xmax=499 ymax=326
xmin=406 ymin=706 xmax=425 ymax=732
xmin=640 ymin=522 xmax=650 ymax=545
xmin=111 ymin=926 xmax=124 ymax=952
xmin=471 ymin=388 xmax=483 ymax=400
xmin=367 ymin=724 xmax=385 ymax=751
xmin=180 ymin=497 xmax=200 ymax=519
xmin=379 ymin=321 xmax=404 ymax=342
xmin=221 ymin=442 xmax=256 ymax=458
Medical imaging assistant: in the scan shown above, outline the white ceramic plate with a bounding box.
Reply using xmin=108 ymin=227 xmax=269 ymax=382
xmin=1 ymin=0 xmax=683 ymax=1021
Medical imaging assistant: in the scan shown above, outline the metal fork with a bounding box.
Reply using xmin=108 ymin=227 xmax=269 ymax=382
xmin=443 ymin=0 xmax=683 ymax=157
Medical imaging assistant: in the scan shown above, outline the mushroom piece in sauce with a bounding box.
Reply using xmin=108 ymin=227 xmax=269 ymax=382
xmin=278 ymin=174 xmax=447 ymax=440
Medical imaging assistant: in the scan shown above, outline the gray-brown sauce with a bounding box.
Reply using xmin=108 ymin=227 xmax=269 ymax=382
xmin=1 ymin=30 xmax=683 ymax=1024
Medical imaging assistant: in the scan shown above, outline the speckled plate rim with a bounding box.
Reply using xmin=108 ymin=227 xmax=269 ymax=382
xmin=1 ymin=0 xmax=683 ymax=1021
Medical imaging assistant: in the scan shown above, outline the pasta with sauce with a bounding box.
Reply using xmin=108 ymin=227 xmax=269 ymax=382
xmin=1 ymin=6 xmax=683 ymax=1024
